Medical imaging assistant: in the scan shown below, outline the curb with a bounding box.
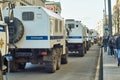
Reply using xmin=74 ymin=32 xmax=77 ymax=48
xmin=95 ymin=48 xmax=102 ymax=80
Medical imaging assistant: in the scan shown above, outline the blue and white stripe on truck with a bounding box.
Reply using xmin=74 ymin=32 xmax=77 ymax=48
xmin=26 ymin=36 xmax=64 ymax=40
xmin=67 ymin=36 xmax=82 ymax=39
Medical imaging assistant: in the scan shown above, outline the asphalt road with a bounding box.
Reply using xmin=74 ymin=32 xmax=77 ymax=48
xmin=5 ymin=44 xmax=100 ymax=80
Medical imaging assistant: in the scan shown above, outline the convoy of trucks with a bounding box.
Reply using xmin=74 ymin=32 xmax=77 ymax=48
xmin=84 ymin=26 xmax=91 ymax=50
xmin=90 ymin=29 xmax=99 ymax=44
xmin=0 ymin=1 xmax=98 ymax=75
xmin=65 ymin=19 xmax=94 ymax=57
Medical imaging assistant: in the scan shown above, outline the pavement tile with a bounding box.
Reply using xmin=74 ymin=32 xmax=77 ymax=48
xmin=103 ymin=48 xmax=120 ymax=80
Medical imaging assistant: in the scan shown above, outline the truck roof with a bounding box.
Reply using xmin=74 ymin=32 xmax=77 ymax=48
xmin=6 ymin=6 xmax=64 ymax=20
xmin=65 ymin=19 xmax=75 ymax=21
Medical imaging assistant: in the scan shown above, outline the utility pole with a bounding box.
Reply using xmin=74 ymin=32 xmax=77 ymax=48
xmin=108 ymin=0 xmax=112 ymax=36
xmin=104 ymin=0 xmax=107 ymax=25
xmin=103 ymin=0 xmax=108 ymax=36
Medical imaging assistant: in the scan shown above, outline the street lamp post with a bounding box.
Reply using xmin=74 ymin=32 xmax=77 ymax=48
xmin=108 ymin=0 xmax=112 ymax=36
xmin=104 ymin=0 xmax=107 ymax=25
xmin=103 ymin=0 xmax=108 ymax=36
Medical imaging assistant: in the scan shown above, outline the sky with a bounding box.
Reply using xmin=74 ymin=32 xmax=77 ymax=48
xmin=48 ymin=0 xmax=116 ymax=29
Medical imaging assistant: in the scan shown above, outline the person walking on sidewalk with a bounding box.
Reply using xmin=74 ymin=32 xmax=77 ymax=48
xmin=108 ymin=36 xmax=115 ymax=56
xmin=115 ymin=34 xmax=120 ymax=66
xmin=102 ymin=36 xmax=108 ymax=52
xmin=113 ymin=35 xmax=117 ymax=59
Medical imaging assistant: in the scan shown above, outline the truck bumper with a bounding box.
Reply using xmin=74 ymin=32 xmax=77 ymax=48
xmin=67 ymin=43 xmax=83 ymax=51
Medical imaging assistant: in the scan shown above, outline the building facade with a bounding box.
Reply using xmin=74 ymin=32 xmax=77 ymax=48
xmin=95 ymin=20 xmax=104 ymax=37
xmin=2 ymin=0 xmax=46 ymax=9
xmin=45 ymin=1 xmax=61 ymax=15
xmin=112 ymin=0 xmax=120 ymax=35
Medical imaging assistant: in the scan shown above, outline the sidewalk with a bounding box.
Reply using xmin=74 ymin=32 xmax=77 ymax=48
xmin=103 ymin=48 xmax=120 ymax=80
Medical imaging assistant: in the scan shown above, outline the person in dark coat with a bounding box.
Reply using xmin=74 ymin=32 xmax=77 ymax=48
xmin=113 ymin=35 xmax=118 ymax=60
xmin=116 ymin=35 xmax=120 ymax=49
xmin=115 ymin=34 xmax=120 ymax=66
xmin=108 ymin=36 xmax=114 ymax=56
xmin=102 ymin=36 xmax=108 ymax=52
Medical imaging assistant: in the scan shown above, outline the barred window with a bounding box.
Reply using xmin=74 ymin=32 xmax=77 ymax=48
xmin=22 ymin=12 xmax=34 ymax=21
xmin=68 ymin=24 xmax=74 ymax=29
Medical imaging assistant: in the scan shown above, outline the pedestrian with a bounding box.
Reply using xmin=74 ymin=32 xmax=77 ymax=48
xmin=102 ymin=36 xmax=108 ymax=52
xmin=115 ymin=33 xmax=120 ymax=66
xmin=112 ymin=35 xmax=117 ymax=59
xmin=108 ymin=36 xmax=114 ymax=56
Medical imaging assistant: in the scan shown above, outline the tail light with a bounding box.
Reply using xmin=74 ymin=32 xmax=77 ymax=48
xmin=41 ymin=52 xmax=47 ymax=56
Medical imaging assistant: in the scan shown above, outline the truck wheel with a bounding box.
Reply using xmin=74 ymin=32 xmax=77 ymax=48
xmin=84 ymin=47 xmax=86 ymax=54
xmin=45 ymin=49 xmax=57 ymax=73
xmin=84 ymin=44 xmax=87 ymax=54
xmin=78 ymin=47 xmax=84 ymax=57
xmin=61 ymin=47 xmax=68 ymax=64
xmin=18 ymin=63 xmax=26 ymax=70
xmin=10 ymin=61 xmax=18 ymax=72
xmin=0 ymin=51 xmax=2 ymax=71
xmin=56 ymin=55 xmax=61 ymax=70
xmin=61 ymin=54 xmax=68 ymax=64
xmin=4 ymin=17 xmax=24 ymax=43
xmin=45 ymin=59 xmax=57 ymax=73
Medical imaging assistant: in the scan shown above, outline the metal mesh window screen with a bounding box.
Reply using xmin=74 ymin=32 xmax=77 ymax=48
xmin=22 ymin=12 xmax=34 ymax=21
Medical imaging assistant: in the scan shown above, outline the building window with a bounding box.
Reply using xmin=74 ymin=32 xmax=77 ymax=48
xmin=22 ymin=12 xmax=34 ymax=21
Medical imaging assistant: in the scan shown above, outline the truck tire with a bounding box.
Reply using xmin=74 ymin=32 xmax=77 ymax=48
xmin=0 ymin=51 xmax=3 ymax=80
xmin=56 ymin=55 xmax=61 ymax=70
xmin=85 ymin=47 xmax=87 ymax=54
xmin=4 ymin=17 xmax=24 ymax=43
xmin=86 ymin=41 xmax=89 ymax=50
xmin=78 ymin=45 xmax=85 ymax=57
xmin=0 ymin=51 xmax=2 ymax=71
xmin=61 ymin=47 xmax=68 ymax=64
xmin=18 ymin=63 xmax=26 ymax=70
xmin=45 ymin=49 xmax=57 ymax=73
xmin=10 ymin=61 xmax=18 ymax=72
